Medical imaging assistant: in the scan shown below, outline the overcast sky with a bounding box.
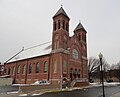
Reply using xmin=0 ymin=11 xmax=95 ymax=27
xmin=0 ymin=0 xmax=120 ymax=65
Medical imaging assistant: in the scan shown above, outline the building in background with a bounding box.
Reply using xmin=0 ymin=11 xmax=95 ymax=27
xmin=4 ymin=7 xmax=88 ymax=87
xmin=0 ymin=63 xmax=4 ymax=76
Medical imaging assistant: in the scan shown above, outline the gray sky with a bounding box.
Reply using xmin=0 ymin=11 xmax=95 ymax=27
xmin=0 ymin=0 xmax=120 ymax=65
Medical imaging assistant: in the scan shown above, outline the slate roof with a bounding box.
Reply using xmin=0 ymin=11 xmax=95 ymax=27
xmin=74 ymin=22 xmax=85 ymax=31
xmin=53 ymin=7 xmax=69 ymax=19
xmin=7 ymin=41 xmax=52 ymax=63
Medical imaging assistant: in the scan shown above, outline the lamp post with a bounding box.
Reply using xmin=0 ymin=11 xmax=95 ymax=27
xmin=99 ymin=53 xmax=105 ymax=97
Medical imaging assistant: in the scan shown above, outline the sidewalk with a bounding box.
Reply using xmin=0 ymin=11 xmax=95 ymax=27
xmin=111 ymin=92 xmax=120 ymax=97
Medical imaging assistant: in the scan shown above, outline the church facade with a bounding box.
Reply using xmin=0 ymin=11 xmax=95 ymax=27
xmin=4 ymin=7 xmax=88 ymax=86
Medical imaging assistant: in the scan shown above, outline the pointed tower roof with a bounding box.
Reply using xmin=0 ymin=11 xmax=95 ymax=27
xmin=74 ymin=22 xmax=86 ymax=32
xmin=53 ymin=6 xmax=70 ymax=19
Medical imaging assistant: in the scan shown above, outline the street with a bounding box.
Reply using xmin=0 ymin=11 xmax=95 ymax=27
xmin=0 ymin=86 xmax=18 ymax=93
xmin=0 ymin=85 xmax=120 ymax=97
xmin=34 ymin=85 xmax=120 ymax=97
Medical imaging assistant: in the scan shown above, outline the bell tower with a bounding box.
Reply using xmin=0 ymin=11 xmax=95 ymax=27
xmin=74 ymin=22 xmax=88 ymax=78
xmin=52 ymin=6 xmax=70 ymax=51
xmin=74 ymin=22 xmax=87 ymax=57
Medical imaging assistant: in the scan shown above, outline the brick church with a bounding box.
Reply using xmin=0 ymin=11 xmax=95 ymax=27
xmin=4 ymin=7 xmax=88 ymax=86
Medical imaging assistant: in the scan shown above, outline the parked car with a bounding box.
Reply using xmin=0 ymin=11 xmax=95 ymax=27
xmin=106 ymin=79 xmax=113 ymax=83
xmin=32 ymin=80 xmax=50 ymax=85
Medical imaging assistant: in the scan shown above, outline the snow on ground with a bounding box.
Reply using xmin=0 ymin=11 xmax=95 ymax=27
xmin=12 ymin=84 xmax=30 ymax=86
xmin=7 ymin=91 xmax=18 ymax=94
xmin=19 ymin=94 xmax=28 ymax=97
xmin=31 ymin=93 xmax=42 ymax=96
xmin=90 ymin=82 xmax=120 ymax=87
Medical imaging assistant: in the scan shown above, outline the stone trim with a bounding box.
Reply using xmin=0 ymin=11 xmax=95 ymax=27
xmin=51 ymin=48 xmax=70 ymax=54
xmin=82 ymin=56 xmax=88 ymax=60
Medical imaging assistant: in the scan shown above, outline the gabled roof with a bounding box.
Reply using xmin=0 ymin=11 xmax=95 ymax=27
xmin=53 ymin=7 xmax=69 ymax=19
xmin=7 ymin=42 xmax=52 ymax=63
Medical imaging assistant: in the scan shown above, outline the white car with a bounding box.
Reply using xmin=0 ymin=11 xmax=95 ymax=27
xmin=33 ymin=80 xmax=50 ymax=85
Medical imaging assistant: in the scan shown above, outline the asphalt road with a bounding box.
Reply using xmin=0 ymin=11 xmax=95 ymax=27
xmin=0 ymin=86 xmax=18 ymax=93
xmin=36 ymin=85 xmax=120 ymax=97
xmin=0 ymin=85 xmax=120 ymax=97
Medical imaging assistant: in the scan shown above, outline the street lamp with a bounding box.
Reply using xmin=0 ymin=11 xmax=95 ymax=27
xmin=99 ymin=52 xmax=105 ymax=97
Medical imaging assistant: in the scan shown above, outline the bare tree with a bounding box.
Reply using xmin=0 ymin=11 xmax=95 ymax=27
xmin=88 ymin=57 xmax=100 ymax=82
xmin=88 ymin=57 xmax=109 ymax=82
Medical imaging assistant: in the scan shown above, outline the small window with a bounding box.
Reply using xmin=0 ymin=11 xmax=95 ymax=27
xmin=17 ymin=65 xmax=20 ymax=74
xmin=8 ymin=67 xmax=10 ymax=75
xmin=23 ymin=65 xmax=26 ymax=74
xmin=63 ymin=60 xmax=67 ymax=73
xmin=79 ymin=34 xmax=81 ymax=41
xmin=12 ymin=67 xmax=15 ymax=75
xmin=78 ymin=69 xmax=80 ymax=78
xmin=82 ymin=34 xmax=86 ymax=42
xmin=75 ymin=69 xmax=77 ymax=74
xmin=66 ymin=23 xmax=69 ymax=31
xmin=62 ymin=20 xmax=65 ymax=29
xmin=44 ymin=61 xmax=48 ymax=73
xmin=36 ymin=63 xmax=39 ymax=73
xmin=58 ymin=20 xmax=60 ymax=29
xmin=29 ymin=64 xmax=32 ymax=74
xmin=70 ymin=68 xmax=73 ymax=73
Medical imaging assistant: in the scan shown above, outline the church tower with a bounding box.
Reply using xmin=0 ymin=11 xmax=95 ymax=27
xmin=74 ymin=22 xmax=88 ymax=78
xmin=74 ymin=22 xmax=87 ymax=57
xmin=52 ymin=6 xmax=70 ymax=50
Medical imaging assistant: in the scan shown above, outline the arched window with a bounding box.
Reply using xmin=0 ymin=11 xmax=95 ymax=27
xmin=70 ymin=68 xmax=73 ymax=81
xmin=17 ymin=65 xmax=20 ymax=74
xmin=79 ymin=34 xmax=81 ymax=41
xmin=70 ymin=68 xmax=73 ymax=74
xmin=29 ymin=64 xmax=32 ymax=74
xmin=62 ymin=20 xmax=65 ymax=29
xmin=78 ymin=69 xmax=80 ymax=78
xmin=8 ymin=67 xmax=10 ymax=75
xmin=74 ymin=68 xmax=77 ymax=78
xmin=36 ymin=63 xmax=39 ymax=73
xmin=63 ymin=60 xmax=67 ymax=73
xmin=66 ymin=23 xmax=69 ymax=31
xmin=23 ymin=65 xmax=26 ymax=74
xmin=44 ymin=61 xmax=48 ymax=73
xmin=75 ymin=69 xmax=77 ymax=74
xmin=54 ymin=61 xmax=57 ymax=73
xmin=58 ymin=20 xmax=60 ymax=29
xmin=12 ymin=67 xmax=15 ymax=75
xmin=82 ymin=33 xmax=86 ymax=42
xmin=73 ymin=49 xmax=78 ymax=59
